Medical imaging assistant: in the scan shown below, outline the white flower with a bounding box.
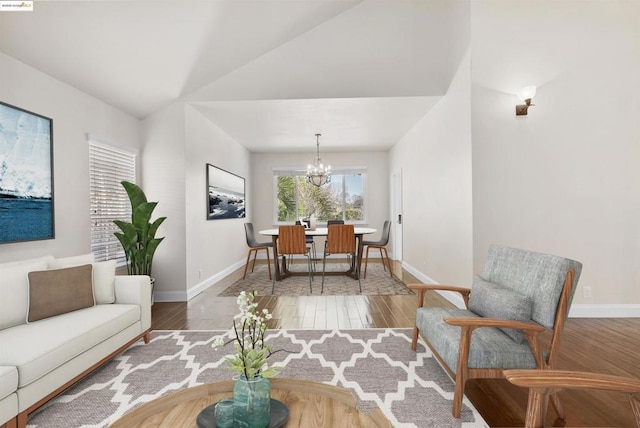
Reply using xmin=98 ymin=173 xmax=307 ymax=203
xmin=222 ymin=290 xmax=282 ymax=379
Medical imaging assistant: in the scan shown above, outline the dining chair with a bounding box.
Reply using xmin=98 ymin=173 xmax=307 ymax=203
xmin=362 ymin=220 xmax=392 ymax=279
xmin=273 ymin=225 xmax=313 ymax=293
xmin=323 ymin=219 xmax=345 ymax=255
xmin=296 ymin=220 xmax=316 ymax=268
xmin=243 ymin=223 xmax=272 ymax=280
xmin=321 ymin=224 xmax=361 ymax=293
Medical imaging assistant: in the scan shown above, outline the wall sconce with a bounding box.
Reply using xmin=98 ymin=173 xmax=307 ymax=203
xmin=515 ymin=86 xmax=536 ymax=116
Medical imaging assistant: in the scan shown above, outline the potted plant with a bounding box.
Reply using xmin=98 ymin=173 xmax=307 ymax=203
xmin=113 ymin=181 xmax=166 ymax=300
xmin=212 ymin=291 xmax=283 ymax=427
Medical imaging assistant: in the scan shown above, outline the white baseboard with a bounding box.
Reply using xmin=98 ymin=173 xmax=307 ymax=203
xmin=402 ymin=262 xmax=466 ymax=309
xmin=154 ymin=259 xmax=245 ymax=302
xmin=153 ymin=290 xmax=188 ymax=302
xmin=569 ymin=304 xmax=640 ymax=318
xmin=401 ymin=262 xmax=640 ymax=318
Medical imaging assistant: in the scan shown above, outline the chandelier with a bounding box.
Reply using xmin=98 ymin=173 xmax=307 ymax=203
xmin=306 ymin=133 xmax=331 ymax=187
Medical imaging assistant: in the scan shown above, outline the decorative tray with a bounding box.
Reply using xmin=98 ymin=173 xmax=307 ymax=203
xmin=196 ymin=398 xmax=289 ymax=428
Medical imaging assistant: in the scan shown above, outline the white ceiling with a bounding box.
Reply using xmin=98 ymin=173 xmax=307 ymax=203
xmin=0 ymin=0 xmax=457 ymax=152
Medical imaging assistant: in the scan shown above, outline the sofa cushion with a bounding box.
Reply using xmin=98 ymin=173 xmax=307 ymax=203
xmin=0 ymin=304 xmax=141 ymax=388
xmin=93 ymin=260 xmax=116 ymax=304
xmin=27 ymin=265 xmax=95 ymax=323
xmin=468 ymin=276 xmax=533 ymax=344
xmin=0 ymin=367 xmax=18 ymax=400
xmin=0 ymin=392 xmax=17 ymax=427
xmin=416 ymin=306 xmax=537 ymax=373
xmin=0 ymin=256 xmax=53 ymax=330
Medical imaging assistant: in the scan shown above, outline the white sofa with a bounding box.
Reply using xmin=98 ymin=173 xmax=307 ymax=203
xmin=0 ymin=254 xmax=151 ymax=428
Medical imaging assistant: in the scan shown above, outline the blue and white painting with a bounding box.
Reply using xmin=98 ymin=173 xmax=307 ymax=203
xmin=0 ymin=102 xmax=54 ymax=243
xmin=207 ymin=164 xmax=245 ymax=220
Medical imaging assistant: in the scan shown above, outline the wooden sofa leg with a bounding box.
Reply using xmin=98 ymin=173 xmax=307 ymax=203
xmin=143 ymin=331 xmax=150 ymax=344
xmin=411 ymin=326 xmax=419 ymax=351
xmin=16 ymin=412 xmax=27 ymax=428
xmin=1 ymin=416 xmax=18 ymax=428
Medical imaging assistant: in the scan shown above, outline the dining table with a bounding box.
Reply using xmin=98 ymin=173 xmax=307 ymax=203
xmin=259 ymin=227 xmax=377 ymax=281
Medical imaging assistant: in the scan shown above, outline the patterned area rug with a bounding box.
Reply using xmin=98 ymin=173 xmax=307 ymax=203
xmin=28 ymin=329 xmax=488 ymax=428
xmin=220 ymin=262 xmax=414 ymax=296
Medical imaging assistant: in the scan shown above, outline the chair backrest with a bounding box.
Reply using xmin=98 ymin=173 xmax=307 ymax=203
xmin=327 ymin=220 xmax=344 ymax=225
xmin=244 ymin=223 xmax=258 ymax=247
xmin=379 ymin=220 xmax=391 ymax=245
xmin=480 ymin=244 xmax=582 ymax=330
xmin=278 ymin=225 xmax=308 ymax=255
xmin=325 ymin=224 xmax=356 ymax=254
xmin=295 ymin=220 xmax=309 ymax=229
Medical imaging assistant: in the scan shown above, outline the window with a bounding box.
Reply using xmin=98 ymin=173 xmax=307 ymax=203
xmin=274 ymin=168 xmax=366 ymax=224
xmin=88 ymin=137 xmax=136 ymax=265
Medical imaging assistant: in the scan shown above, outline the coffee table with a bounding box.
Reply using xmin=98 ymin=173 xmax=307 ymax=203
xmin=110 ymin=377 xmax=391 ymax=427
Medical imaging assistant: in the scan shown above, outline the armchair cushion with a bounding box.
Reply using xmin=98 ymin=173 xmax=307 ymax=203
xmin=416 ymin=307 xmax=537 ymax=372
xmin=481 ymin=245 xmax=582 ymax=329
xmin=468 ymin=276 xmax=533 ymax=344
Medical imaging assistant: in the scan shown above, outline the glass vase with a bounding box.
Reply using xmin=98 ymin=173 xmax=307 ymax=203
xmin=233 ymin=375 xmax=271 ymax=428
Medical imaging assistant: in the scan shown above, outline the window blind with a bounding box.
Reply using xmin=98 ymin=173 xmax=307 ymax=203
xmin=88 ymin=139 xmax=136 ymax=265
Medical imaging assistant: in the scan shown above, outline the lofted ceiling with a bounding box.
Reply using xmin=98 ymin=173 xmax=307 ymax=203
xmin=0 ymin=0 xmax=459 ymax=152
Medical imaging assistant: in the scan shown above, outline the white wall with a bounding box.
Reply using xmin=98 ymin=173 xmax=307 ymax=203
xmin=139 ymin=103 xmax=186 ymax=300
xmin=184 ymin=106 xmax=251 ymax=299
xmin=250 ymin=150 xmax=390 ymax=242
xmin=0 ymin=52 xmax=140 ymax=262
xmin=389 ymin=49 xmax=473 ymax=288
xmin=471 ymin=1 xmax=640 ymax=311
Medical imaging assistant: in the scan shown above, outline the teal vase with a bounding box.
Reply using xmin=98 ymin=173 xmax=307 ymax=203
xmin=233 ymin=375 xmax=271 ymax=428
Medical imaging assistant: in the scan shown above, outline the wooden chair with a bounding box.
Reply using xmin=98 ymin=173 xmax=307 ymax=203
xmin=296 ymin=220 xmax=316 ymax=268
xmin=321 ymin=224 xmax=361 ymax=293
xmin=273 ymin=225 xmax=313 ymax=293
xmin=362 ymin=220 xmax=392 ymax=279
xmin=504 ymin=369 xmax=640 ymax=427
xmin=242 ymin=223 xmax=271 ymax=280
xmin=410 ymin=244 xmax=582 ymax=418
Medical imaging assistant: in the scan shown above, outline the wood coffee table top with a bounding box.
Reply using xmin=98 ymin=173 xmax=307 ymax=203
xmin=109 ymin=377 xmax=392 ymax=428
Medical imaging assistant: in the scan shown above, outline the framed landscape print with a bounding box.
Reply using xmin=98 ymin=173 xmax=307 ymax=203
xmin=206 ymin=164 xmax=245 ymax=220
xmin=0 ymin=102 xmax=54 ymax=244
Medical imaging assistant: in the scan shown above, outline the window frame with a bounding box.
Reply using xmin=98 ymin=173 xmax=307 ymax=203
xmin=88 ymin=135 xmax=137 ymax=267
xmin=272 ymin=167 xmax=367 ymax=225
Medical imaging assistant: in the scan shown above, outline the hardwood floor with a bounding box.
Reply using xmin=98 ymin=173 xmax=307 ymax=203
xmin=151 ymin=263 xmax=640 ymax=427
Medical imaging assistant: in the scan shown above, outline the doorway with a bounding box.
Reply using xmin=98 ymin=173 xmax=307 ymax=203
xmin=391 ymin=169 xmax=403 ymax=276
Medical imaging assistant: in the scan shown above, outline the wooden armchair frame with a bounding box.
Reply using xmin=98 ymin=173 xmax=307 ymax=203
xmin=504 ymin=369 xmax=640 ymax=427
xmin=409 ymin=267 xmax=576 ymax=418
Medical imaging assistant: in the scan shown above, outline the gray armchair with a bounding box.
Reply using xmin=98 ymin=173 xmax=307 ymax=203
xmin=410 ymin=244 xmax=582 ymax=418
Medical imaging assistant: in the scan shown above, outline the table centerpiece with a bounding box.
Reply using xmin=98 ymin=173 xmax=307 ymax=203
xmin=213 ymin=291 xmax=282 ymax=428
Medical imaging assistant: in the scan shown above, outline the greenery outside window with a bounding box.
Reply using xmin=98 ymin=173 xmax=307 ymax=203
xmin=274 ymin=168 xmax=366 ymax=224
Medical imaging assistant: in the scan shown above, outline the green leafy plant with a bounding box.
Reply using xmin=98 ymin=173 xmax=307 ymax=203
xmin=113 ymin=181 xmax=166 ymax=277
xmin=213 ymin=291 xmax=283 ymax=379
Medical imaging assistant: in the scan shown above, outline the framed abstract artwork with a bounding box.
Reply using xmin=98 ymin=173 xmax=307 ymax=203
xmin=206 ymin=164 xmax=245 ymax=220
xmin=0 ymin=102 xmax=54 ymax=244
